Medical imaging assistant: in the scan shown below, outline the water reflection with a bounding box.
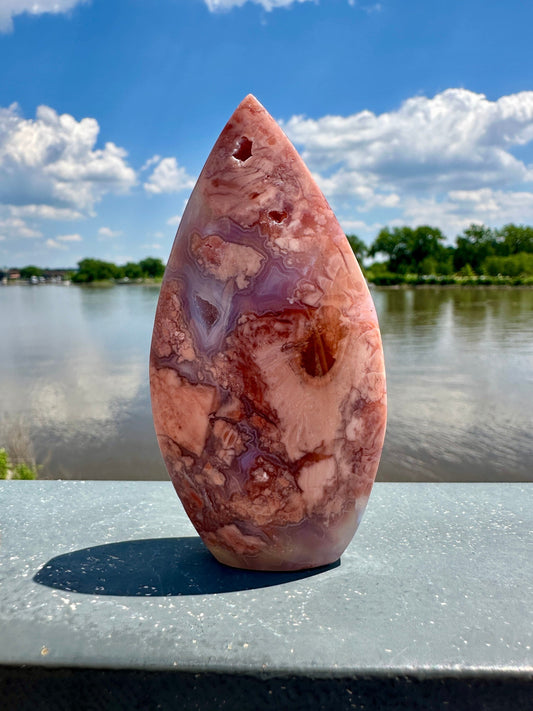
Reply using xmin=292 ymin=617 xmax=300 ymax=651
xmin=1 ymin=284 xmax=532 ymax=482
xmin=372 ymin=286 xmax=533 ymax=482
xmin=0 ymin=285 xmax=163 ymax=480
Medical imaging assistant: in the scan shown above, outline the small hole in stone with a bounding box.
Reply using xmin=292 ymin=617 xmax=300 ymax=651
xmin=268 ymin=210 xmax=288 ymax=223
xmin=233 ymin=136 xmax=253 ymax=162
xmin=195 ymin=295 xmax=220 ymax=329
xmin=249 ymin=192 xmax=260 ymax=200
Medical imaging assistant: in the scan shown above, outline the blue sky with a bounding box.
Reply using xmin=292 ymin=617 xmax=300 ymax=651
xmin=1 ymin=0 xmax=533 ymax=268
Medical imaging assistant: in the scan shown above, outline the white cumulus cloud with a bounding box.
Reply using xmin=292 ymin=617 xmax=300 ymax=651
xmin=0 ymin=0 xmax=88 ymax=33
xmin=98 ymin=226 xmax=122 ymax=239
xmin=167 ymin=213 xmax=182 ymax=226
xmin=143 ymin=157 xmax=195 ymax=194
xmin=0 ymin=103 xmax=136 ymax=215
xmin=9 ymin=204 xmax=83 ymax=220
xmin=56 ymin=233 xmax=82 ymax=242
xmin=45 ymin=238 xmax=66 ymax=249
xmin=339 ymin=218 xmax=382 ymax=235
xmin=204 ymin=0 xmax=315 ymax=11
xmin=0 ymin=213 xmax=42 ymax=240
xmin=282 ymin=89 xmax=533 ymax=236
xmin=400 ymin=189 xmax=533 ymax=236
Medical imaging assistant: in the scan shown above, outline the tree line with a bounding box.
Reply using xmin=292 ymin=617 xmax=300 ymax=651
xmin=348 ymin=222 xmax=533 ymax=285
xmin=72 ymin=257 xmax=165 ymax=283
xmin=5 ymin=257 xmax=166 ymax=283
xmin=7 ymin=222 xmax=533 ymax=286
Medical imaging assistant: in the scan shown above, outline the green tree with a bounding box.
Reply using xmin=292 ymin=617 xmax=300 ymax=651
xmin=20 ymin=265 xmax=43 ymax=279
xmin=453 ymin=224 xmax=498 ymax=273
xmin=139 ymin=257 xmax=165 ymax=278
xmin=369 ymin=226 xmax=413 ymax=274
xmin=123 ymin=262 xmax=143 ymax=279
xmin=369 ymin=225 xmax=446 ymax=274
xmin=410 ymin=226 xmax=446 ymax=268
xmin=497 ymin=224 xmax=533 ymax=255
xmin=72 ymin=258 xmax=122 ymax=283
xmin=435 ymin=246 xmax=455 ymax=275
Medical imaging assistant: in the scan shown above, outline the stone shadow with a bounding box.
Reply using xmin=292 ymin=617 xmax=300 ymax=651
xmin=33 ymin=537 xmax=339 ymax=597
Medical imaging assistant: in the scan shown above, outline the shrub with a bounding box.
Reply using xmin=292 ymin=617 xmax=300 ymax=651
xmin=483 ymin=252 xmax=533 ymax=277
xmin=0 ymin=448 xmax=8 ymax=479
xmin=13 ymin=463 xmax=37 ymax=480
xmin=0 ymin=446 xmax=38 ymax=479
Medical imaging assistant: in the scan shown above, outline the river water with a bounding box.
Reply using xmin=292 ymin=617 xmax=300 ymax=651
xmin=1 ymin=284 xmax=531 ymax=482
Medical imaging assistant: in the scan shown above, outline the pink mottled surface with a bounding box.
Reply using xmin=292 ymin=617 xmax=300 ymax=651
xmin=150 ymin=95 xmax=386 ymax=571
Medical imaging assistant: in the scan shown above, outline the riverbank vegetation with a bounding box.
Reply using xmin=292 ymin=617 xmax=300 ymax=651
xmin=0 ymin=417 xmax=39 ymax=480
xmin=357 ymin=222 xmax=533 ymax=286
xmin=72 ymin=257 xmax=165 ymax=284
xmin=0 ymin=448 xmax=37 ymax=479
xmin=0 ymin=257 xmax=166 ymax=285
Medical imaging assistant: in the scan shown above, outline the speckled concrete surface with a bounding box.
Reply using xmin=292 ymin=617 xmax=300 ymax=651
xmin=1 ymin=481 xmax=531 ymax=678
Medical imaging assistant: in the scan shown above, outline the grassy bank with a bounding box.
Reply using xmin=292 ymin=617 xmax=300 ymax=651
xmin=74 ymin=277 xmax=163 ymax=287
xmin=0 ymin=448 xmax=37 ymax=479
xmin=0 ymin=417 xmax=39 ymax=480
xmin=366 ymin=272 xmax=533 ymax=287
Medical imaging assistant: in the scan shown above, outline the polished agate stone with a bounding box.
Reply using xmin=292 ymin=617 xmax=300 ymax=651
xmin=150 ymin=95 xmax=386 ymax=571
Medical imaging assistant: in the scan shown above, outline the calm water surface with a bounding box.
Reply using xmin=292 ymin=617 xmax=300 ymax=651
xmin=1 ymin=284 xmax=531 ymax=482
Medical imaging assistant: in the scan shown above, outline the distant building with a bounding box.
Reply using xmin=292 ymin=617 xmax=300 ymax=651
xmin=42 ymin=269 xmax=73 ymax=281
xmin=0 ymin=267 xmax=74 ymax=283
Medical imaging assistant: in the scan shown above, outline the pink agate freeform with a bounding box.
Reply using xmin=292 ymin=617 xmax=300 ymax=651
xmin=150 ymin=95 xmax=386 ymax=571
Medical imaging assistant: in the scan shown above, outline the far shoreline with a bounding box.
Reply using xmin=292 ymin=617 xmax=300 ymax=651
xmin=3 ymin=278 xmax=532 ymax=289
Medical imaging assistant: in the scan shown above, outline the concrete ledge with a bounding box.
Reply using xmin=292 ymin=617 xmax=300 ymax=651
xmin=1 ymin=481 xmax=532 ymax=709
